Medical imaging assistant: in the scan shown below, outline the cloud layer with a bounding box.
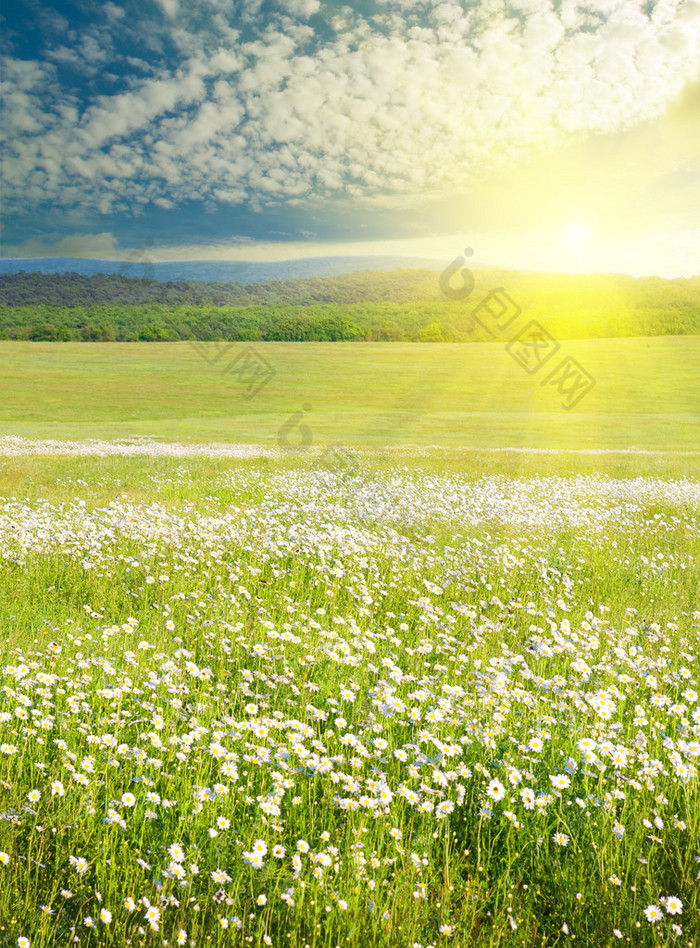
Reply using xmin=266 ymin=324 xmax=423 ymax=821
xmin=2 ymin=0 xmax=699 ymax=222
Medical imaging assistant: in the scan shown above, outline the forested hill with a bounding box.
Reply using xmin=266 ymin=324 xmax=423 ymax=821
xmin=0 ymin=267 xmax=698 ymax=342
xmin=2 ymin=266 xmax=700 ymax=309
xmin=0 ymin=267 xmax=446 ymax=306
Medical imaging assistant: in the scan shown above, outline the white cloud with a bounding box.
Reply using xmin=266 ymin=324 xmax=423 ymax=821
xmin=1 ymin=0 xmax=699 ymax=220
xmin=7 ymin=232 xmax=122 ymax=258
xmin=155 ymin=0 xmax=180 ymax=18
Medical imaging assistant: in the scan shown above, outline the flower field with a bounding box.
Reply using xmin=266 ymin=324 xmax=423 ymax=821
xmin=0 ymin=452 xmax=698 ymax=947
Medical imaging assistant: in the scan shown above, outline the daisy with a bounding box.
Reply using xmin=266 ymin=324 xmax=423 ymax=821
xmin=486 ymin=779 xmax=506 ymax=802
xmin=520 ymin=787 xmax=535 ymax=809
xmin=549 ymin=774 xmax=571 ymax=790
xmin=643 ymin=905 xmax=662 ymax=923
xmin=664 ymin=896 xmax=682 ymax=915
xmin=168 ymin=843 xmax=185 ymax=863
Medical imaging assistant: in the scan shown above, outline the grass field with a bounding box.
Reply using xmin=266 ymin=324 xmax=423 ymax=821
xmin=1 ymin=335 xmax=699 ymax=946
xmin=0 ymin=454 xmax=698 ymax=947
xmin=2 ymin=337 xmax=699 ymax=451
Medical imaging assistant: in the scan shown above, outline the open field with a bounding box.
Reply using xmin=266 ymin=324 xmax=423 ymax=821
xmin=1 ymin=337 xmax=700 ymax=451
xmin=1 ymin=337 xmax=699 ymax=945
xmin=0 ymin=454 xmax=698 ymax=947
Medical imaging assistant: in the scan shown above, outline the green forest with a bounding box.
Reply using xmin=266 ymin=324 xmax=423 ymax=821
xmin=1 ymin=267 xmax=698 ymax=341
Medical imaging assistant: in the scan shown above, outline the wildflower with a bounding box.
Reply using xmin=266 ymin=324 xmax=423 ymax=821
xmin=257 ymin=894 xmax=268 ymax=905
xmin=0 ymin=852 xmax=9 ymax=865
xmin=18 ymin=939 xmax=30 ymax=948
xmin=100 ymin=909 xmax=112 ymax=924
xmin=70 ymin=856 xmax=88 ymax=874
xmin=243 ymin=851 xmax=264 ymax=869
xmin=439 ymin=924 xmax=454 ymax=936
xmin=549 ymin=774 xmax=571 ymax=790
xmin=168 ymin=843 xmax=185 ymax=863
xmin=297 ymin=839 xmax=310 ymax=853
xmin=664 ymin=896 xmax=682 ymax=915
xmin=177 ymin=933 xmax=187 ymax=946
xmin=486 ymin=779 xmax=506 ymax=802
xmin=27 ymin=789 xmax=41 ymax=803
xmin=553 ymin=832 xmax=569 ymax=847
xmin=643 ymin=905 xmax=662 ymax=923
xmin=121 ymin=792 xmax=136 ymax=807
xmin=272 ymin=845 xmax=286 ymax=858
xmin=84 ymin=917 xmax=95 ymax=928
xmin=51 ymin=780 xmax=65 ymax=797
xmin=520 ymin=787 xmax=535 ymax=809
xmin=124 ymin=896 xmax=136 ymax=911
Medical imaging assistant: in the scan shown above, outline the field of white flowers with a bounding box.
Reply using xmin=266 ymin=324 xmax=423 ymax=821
xmin=0 ymin=451 xmax=698 ymax=947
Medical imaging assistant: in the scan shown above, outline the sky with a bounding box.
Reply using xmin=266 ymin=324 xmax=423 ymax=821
xmin=1 ymin=0 xmax=699 ymax=277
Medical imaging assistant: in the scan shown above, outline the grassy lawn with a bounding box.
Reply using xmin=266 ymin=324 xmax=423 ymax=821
xmin=1 ymin=337 xmax=699 ymax=450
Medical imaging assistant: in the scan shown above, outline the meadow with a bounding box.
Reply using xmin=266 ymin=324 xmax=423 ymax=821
xmin=0 ymin=448 xmax=698 ymax=947
xmin=1 ymin=337 xmax=700 ymax=450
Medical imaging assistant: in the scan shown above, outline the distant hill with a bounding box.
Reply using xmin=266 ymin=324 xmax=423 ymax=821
xmin=0 ymin=255 xmax=446 ymax=283
xmin=0 ymin=265 xmax=697 ymax=342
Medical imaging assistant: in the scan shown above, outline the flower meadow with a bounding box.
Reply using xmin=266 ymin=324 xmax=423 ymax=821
xmin=0 ymin=454 xmax=698 ymax=947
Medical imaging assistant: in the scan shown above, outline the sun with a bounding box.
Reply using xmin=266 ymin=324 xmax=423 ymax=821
xmin=564 ymin=221 xmax=589 ymax=245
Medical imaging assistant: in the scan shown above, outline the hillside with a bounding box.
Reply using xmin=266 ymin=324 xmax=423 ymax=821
xmin=0 ymin=267 xmax=698 ymax=342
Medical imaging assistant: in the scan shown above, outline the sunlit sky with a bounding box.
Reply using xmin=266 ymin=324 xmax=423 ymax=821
xmin=1 ymin=0 xmax=699 ymax=276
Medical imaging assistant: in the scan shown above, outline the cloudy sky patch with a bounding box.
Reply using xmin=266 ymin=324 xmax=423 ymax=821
xmin=1 ymin=0 xmax=699 ymax=274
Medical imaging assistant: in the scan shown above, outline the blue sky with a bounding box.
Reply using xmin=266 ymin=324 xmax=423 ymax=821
xmin=1 ymin=0 xmax=699 ymax=275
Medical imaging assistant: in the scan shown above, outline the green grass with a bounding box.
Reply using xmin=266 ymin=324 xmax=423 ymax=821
xmin=1 ymin=337 xmax=699 ymax=450
xmin=0 ymin=457 xmax=698 ymax=947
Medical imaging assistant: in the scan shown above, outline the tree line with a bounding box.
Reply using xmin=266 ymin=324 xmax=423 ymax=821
xmin=0 ymin=268 xmax=698 ymax=342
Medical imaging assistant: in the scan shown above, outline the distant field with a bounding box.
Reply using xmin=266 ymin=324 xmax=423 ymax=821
xmin=2 ymin=337 xmax=699 ymax=452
